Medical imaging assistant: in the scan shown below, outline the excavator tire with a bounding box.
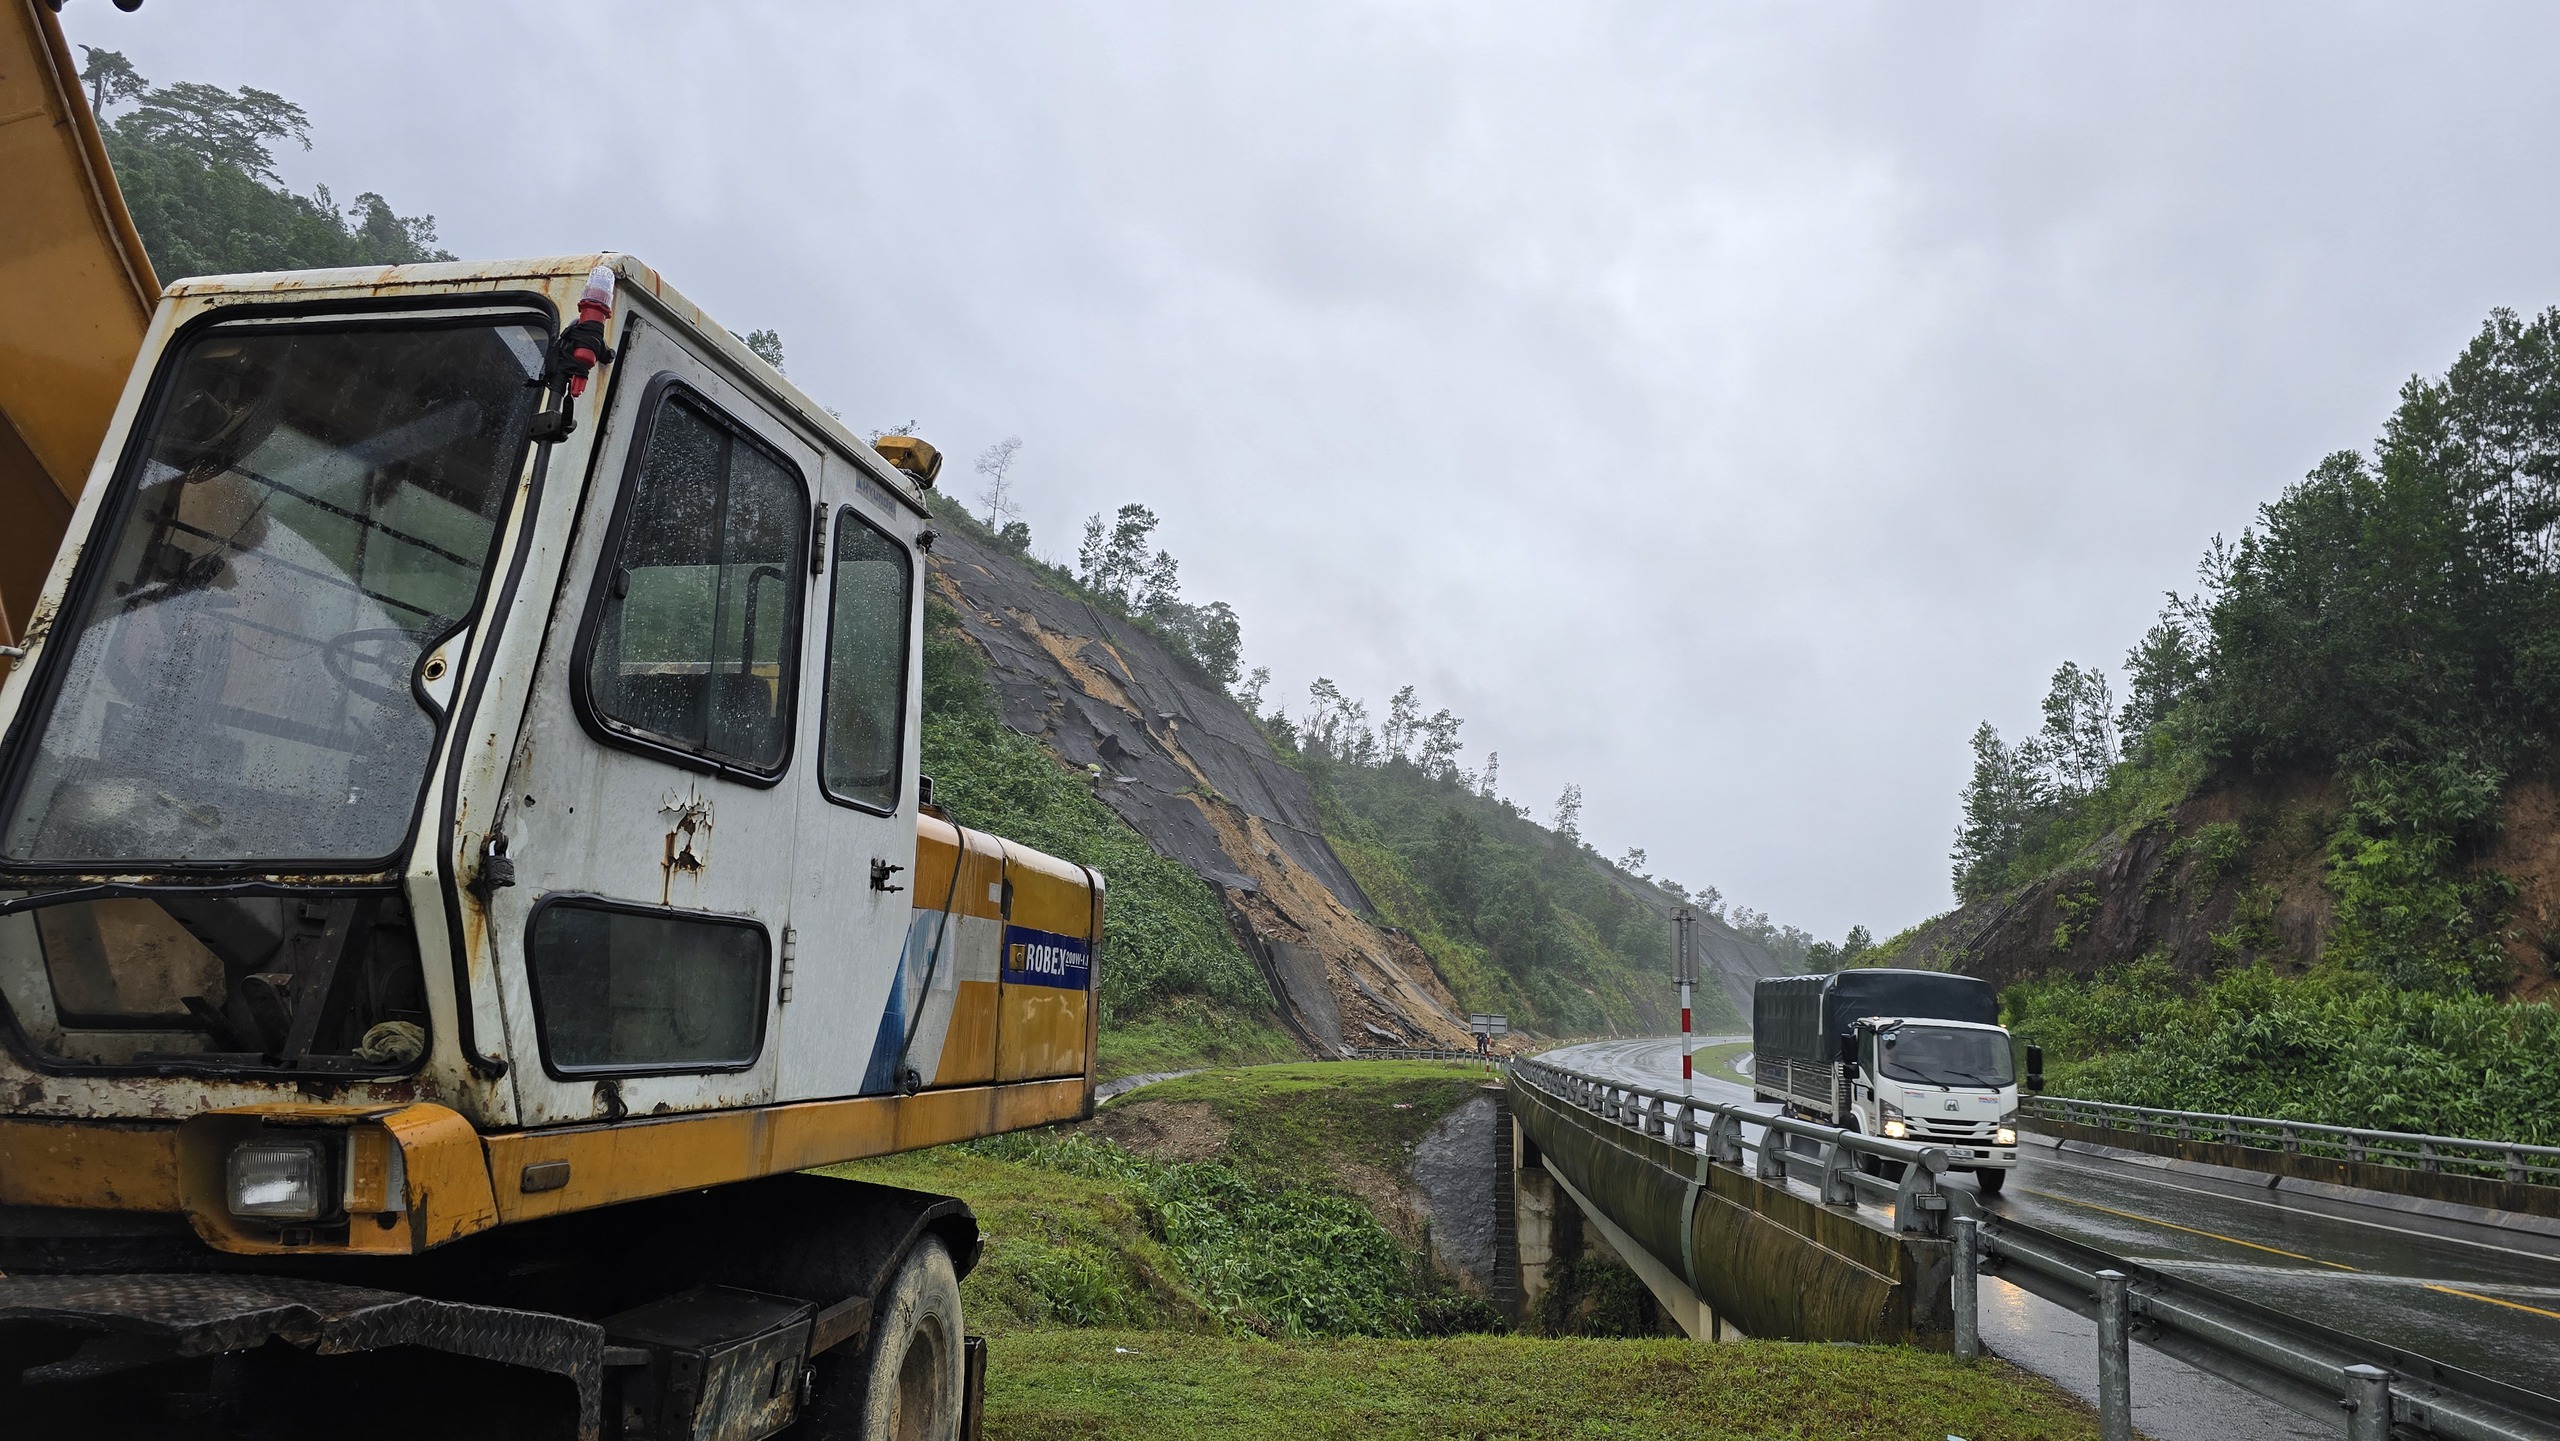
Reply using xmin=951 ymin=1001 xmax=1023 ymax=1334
xmin=799 ymin=1236 xmax=964 ymax=1440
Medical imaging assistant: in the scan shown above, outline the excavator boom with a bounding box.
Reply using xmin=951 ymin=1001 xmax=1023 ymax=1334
xmin=0 ymin=0 xmax=157 ymax=645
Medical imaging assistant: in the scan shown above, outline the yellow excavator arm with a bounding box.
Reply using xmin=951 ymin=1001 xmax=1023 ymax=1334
xmin=0 ymin=0 xmax=157 ymax=646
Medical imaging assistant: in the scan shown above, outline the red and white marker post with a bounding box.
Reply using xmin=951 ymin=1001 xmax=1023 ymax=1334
xmin=1674 ymin=908 xmax=1697 ymax=1094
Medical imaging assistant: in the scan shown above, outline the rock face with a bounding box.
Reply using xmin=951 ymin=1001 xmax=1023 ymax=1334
xmin=1897 ymin=772 xmax=2560 ymax=1002
xmin=927 ymin=522 xmax=1479 ymax=1051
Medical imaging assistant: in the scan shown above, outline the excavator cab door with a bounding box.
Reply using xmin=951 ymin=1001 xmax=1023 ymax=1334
xmin=773 ymin=462 xmax=927 ymax=1100
xmin=484 ymin=316 xmax=818 ymax=1125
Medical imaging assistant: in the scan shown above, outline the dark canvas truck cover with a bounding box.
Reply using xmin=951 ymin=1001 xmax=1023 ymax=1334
xmin=1753 ymin=969 xmax=2001 ymax=1064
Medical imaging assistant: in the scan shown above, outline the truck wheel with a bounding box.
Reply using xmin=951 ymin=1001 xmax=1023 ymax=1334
xmin=797 ymin=1237 xmax=965 ymax=1441
xmin=1975 ymin=1168 xmax=2007 ymax=1195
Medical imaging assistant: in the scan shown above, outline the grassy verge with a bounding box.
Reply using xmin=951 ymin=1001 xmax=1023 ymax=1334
xmin=822 ymin=1146 xmax=1212 ymax=1336
xmin=982 ymin=1330 xmax=2103 ymax=1441
xmin=1122 ymin=1060 xmax=1493 ymax=1179
xmin=1688 ymin=1040 xmax=1751 ymax=1079
xmin=832 ymin=1063 xmax=1503 ymax=1340
xmin=1098 ymin=999 xmax=1305 ymax=1080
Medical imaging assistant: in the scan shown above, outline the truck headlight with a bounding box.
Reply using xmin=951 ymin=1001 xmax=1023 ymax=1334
xmin=1882 ymin=1118 xmax=1908 ymax=1139
xmin=1995 ymin=1126 xmax=2017 ymax=1146
xmin=227 ymin=1139 xmax=328 ymax=1221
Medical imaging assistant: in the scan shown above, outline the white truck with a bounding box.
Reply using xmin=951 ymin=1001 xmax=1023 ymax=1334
xmin=1751 ymin=969 xmax=2035 ymax=1194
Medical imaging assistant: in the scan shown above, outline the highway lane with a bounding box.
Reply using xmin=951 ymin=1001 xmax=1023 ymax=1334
xmin=1535 ymin=1036 xmax=2560 ymax=1434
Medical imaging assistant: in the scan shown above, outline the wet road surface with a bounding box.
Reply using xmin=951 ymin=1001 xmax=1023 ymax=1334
xmin=1536 ymin=1036 xmax=2560 ymax=1438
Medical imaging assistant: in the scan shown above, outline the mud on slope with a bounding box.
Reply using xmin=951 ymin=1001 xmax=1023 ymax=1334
xmin=926 ymin=523 xmax=1478 ymax=1051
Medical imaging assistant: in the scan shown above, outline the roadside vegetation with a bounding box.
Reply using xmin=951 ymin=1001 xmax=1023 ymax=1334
xmin=2006 ymin=958 xmax=2560 ymax=1143
xmin=983 ymin=1332 xmax=2100 ymax=1441
xmin=1945 ymin=308 xmax=2560 ymax=1136
xmin=838 ymin=1061 xmax=2101 ymax=1440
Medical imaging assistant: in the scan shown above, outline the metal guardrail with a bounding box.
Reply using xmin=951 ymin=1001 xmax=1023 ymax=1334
xmin=2023 ymin=1095 xmax=2560 ymax=1186
xmin=1507 ymin=1055 xmax=1956 ymax=1235
xmin=1963 ymin=1212 xmax=2560 ymax=1441
xmin=1524 ymin=1055 xmax=2560 ymax=1438
xmin=1349 ymin=1047 xmax=1500 ymax=1064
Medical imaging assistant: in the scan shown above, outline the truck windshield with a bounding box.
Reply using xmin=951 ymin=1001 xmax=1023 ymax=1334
xmin=1879 ymin=1025 xmax=2014 ymax=1088
xmin=0 ymin=312 xmax=545 ymax=865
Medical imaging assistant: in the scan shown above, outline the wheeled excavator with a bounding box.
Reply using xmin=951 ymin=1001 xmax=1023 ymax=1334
xmin=0 ymin=5 xmax=1101 ymax=1436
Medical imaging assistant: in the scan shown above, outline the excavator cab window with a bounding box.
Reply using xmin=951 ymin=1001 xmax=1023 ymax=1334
xmin=580 ymin=387 xmax=810 ymax=778
xmin=527 ymin=897 xmax=768 ymax=1073
xmin=0 ymin=312 xmax=544 ymax=865
xmin=819 ymin=507 xmax=911 ymax=812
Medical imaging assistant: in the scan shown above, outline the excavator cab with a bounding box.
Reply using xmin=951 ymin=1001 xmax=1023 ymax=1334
xmin=0 ymin=255 xmax=1099 ymax=1439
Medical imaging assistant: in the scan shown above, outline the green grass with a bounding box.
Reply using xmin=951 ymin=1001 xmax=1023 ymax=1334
xmin=821 ymin=1146 xmax=1212 ymax=1336
xmin=835 ymin=1061 xmax=2106 ymax=1436
xmin=833 ymin=1063 xmax=1506 ymax=1340
xmin=1125 ymin=1061 xmax=1495 ymax=1180
xmin=982 ymin=1331 xmax=2104 ymax=1441
xmin=1097 ymin=998 xmax=1305 ymax=1080
xmin=1687 ymin=1040 xmax=1751 ymax=1079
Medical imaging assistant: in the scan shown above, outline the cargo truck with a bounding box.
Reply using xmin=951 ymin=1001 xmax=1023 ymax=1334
xmin=1751 ymin=969 xmax=2036 ymax=1194
xmin=0 ymin=5 xmax=1100 ymax=1436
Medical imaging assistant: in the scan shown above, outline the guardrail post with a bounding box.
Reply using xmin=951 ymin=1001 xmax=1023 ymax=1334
xmin=1952 ymin=1216 xmax=1980 ymax=1365
xmin=2511 ymin=1148 xmax=2529 ymax=1185
xmin=1673 ymin=1101 xmax=1696 ymax=1151
xmin=1705 ymin=1112 xmax=1743 ymax=1167
xmin=2419 ymin=1139 xmax=2439 ymax=1174
xmin=2342 ymin=1364 xmax=2392 ymax=1441
xmin=1818 ymin=1139 xmax=1856 ymax=1206
xmin=1756 ymin=1129 xmax=1790 ymax=1183
xmin=2096 ymin=1269 xmax=2131 ymax=1441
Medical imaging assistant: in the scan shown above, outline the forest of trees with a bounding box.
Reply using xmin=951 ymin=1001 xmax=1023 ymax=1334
xmin=80 ymin=48 xmax=452 ymax=280
xmin=1957 ymin=307 xmax=2560 ymax=998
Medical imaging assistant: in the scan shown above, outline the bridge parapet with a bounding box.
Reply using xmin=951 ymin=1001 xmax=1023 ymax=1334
xmin=1506 ymin=1057 xmax=1957 ymax=1346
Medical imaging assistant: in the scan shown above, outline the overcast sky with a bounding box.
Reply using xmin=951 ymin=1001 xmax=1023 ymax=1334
xmin=68 ymin=2 xmax=2560 ymax=940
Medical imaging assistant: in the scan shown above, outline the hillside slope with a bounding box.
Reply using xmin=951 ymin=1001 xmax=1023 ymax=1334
xmin=1882 ymin=306 xmax=2560 ymax=1142
xmin=921 ymin=512 xmax=1781 ymax=1053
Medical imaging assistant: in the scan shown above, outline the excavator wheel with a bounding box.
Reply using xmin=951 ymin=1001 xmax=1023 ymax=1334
xmin=799 ymin=1236 xmax=965 ymax=1440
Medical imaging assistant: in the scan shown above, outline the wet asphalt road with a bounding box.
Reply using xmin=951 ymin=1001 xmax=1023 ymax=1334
xmin=1535 ymin=1036 xmax=2560 ymax=1438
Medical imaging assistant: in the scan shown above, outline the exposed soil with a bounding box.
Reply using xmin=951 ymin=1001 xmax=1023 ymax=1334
xmin=1079 ymin=1099 xmax=1232 ymax=1163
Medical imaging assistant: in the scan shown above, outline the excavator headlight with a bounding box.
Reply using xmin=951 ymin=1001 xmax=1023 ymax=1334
xmin=226 ymin=1139 xmax=328 ymax=1221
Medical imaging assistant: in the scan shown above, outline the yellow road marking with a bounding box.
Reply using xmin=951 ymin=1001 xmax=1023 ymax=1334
xmin=2026 ymin=1189 xmax=2560 ymax=1322
xmin=2425 ymin=1284 xmax=2560 ymax=1321
xmin=2022 ymin=1189 xmax=2359 ymax=1271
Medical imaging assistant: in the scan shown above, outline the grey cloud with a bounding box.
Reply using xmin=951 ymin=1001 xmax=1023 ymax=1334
xmin=73 ymin=0 xmax=2560 ymax=936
